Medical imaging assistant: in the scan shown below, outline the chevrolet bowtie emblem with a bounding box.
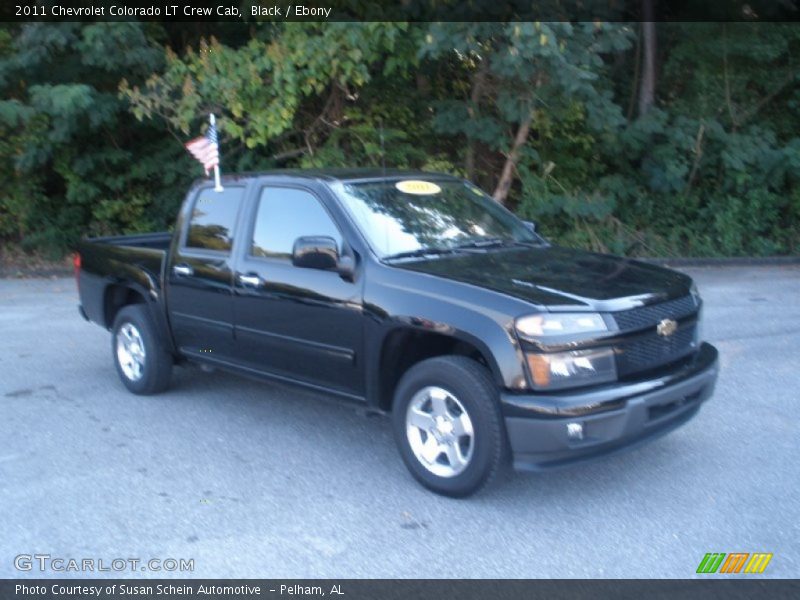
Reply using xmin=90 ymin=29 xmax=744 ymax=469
xmin=657 ymin=318 xmax=678 ymax=337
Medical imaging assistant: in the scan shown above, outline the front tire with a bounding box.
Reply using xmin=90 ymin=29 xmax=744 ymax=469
xmin=392 ymin=356 xmax=507 ymax=497
xmin=112 ymin=304 xmax=172 ymax=395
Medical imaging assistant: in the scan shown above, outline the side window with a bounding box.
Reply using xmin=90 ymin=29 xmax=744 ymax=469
xmin=185 ymin=187 xmax=244 ymax=253
xmin=251 ymin=187 xmax=342 ymax=259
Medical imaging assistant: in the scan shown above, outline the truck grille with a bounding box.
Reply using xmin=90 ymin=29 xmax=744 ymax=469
xmin=616 ymin=325 xmax=696 ymax=377
xmin=612 ymin=295 xmax=697 ymax=332
xmin=612 ymin=295 xmax=699 ymax=377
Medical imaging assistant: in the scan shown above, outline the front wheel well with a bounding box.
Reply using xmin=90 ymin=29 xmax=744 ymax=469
xmin=377 ymin=328 xmax=495 ymax=412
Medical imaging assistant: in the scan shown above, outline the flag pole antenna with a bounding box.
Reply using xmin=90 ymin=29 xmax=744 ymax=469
xmin=210 ymin=113 xmax=223 ymax=192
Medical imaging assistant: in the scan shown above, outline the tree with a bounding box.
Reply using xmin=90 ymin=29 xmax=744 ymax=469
xmin=421 ymin=22 xmax=634 ymax=205
xmin=0 ymin=21 xmax=798 ymax=259
xmin=122 ymin=23 xmax=420 ymax=164
xmin=638 ymin=0 xmax=657 ymax=116
xmin=0 ymin=23 xmax=194 ymax=254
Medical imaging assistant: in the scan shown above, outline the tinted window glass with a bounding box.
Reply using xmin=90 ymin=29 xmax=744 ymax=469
xmin=336 ymin=179 xmax=538 ymax=257
xmin=251 ymin=188 xmax=341 ymax=259
xmin=186 ymin=187 xmax=244 ymax=252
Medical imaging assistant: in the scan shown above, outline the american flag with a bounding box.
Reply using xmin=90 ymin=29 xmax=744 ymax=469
xmin=184 ymin=119 xmax=219 ymax=175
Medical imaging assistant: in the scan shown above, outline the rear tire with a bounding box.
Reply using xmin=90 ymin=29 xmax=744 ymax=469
xmin=112 ymin=304 xmax=172 ymax=395
xmin=392 ymin=356 xmax=507 ymax=497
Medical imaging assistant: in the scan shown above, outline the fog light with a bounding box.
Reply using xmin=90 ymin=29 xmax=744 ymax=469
xmin=567 ymin=422 xmax=584 ymax=441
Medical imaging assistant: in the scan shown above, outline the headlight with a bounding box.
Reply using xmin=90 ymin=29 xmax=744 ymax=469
xmin=690 ymin=281 xmax=703 ymax=343
xmin=516 ymin=312 xmax=615 ymax=390
xmin=515 ymin=312 xmax=608 ymax=338
xmin=526 ymin=347 xmax=617 ymax=390
xmin=690 ymin=281 xmax=701 ymax=306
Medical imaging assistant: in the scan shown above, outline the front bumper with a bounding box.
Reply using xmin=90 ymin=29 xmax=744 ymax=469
xmin=501 ymin=342 xmax=719 ymax=471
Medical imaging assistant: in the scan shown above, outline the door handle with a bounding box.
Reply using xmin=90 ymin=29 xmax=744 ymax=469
xmin=173 ymin=264 xmax=194 ymax=277
xmin=238 ymin=274 xmax=263 ymax=287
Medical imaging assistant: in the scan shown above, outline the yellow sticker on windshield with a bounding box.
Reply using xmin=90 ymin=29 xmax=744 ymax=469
xmin=395 ymin=180 xmax=442 ymax=195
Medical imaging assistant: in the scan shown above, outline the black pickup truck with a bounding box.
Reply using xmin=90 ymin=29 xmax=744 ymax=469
xmin=76 ymin=169 xmax=719 ymax=496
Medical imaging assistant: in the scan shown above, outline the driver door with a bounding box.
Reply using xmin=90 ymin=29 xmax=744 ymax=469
xmin=231 ymin=185 xmax=364 ymax=397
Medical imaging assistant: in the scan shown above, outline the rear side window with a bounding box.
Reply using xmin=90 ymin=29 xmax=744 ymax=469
xmin=185 ymin=187 xmax=244 ymax=252
xmin=251 ymin=187 xmax=342 ymax=259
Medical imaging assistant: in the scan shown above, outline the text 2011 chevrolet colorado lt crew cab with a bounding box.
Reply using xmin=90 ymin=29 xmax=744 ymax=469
xmin=76 ymin=170 xmax=719 ymax=496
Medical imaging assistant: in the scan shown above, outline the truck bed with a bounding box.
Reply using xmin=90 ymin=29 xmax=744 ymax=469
xmin=77 ymin=232 xmax=173 ymax=328
xmin=86 ymin=232 xmax=172 ymax=251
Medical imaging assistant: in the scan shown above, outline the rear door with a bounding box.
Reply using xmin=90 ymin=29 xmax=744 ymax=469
xmin=167 ymin=185 xmax=246 ymax=360
xmin=231 ymin=183 xmax=364 ymax=397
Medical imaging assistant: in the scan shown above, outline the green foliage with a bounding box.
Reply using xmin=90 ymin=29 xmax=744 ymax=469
xmin=0 ymin=23 xmax=189 ymax=257
xmin=513 ymin=23 xmax=800 ymax=257
xmin=1 ymin=21 xmax=799 ymax=258
xmin=121 ymin=23 xmax=418 ymax=150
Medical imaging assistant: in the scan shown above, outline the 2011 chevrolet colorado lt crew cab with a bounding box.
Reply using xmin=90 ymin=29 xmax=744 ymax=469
xmin=76 ymin=170 xmax=719 ymax=496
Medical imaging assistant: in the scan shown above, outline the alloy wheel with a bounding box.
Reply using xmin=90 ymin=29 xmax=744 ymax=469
xmin=405 ymin=385 xmax=474 ymax=478
xmin=116 ymin=322 xmax=146 ymax=381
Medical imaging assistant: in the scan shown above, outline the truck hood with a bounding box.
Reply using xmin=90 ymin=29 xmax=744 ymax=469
xmin=394 ymin=246 xmax=692 ymax=311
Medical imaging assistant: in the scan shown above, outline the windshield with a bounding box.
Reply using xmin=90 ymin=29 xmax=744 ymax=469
xmin=335 ymin=179 xmax=539 ymax=258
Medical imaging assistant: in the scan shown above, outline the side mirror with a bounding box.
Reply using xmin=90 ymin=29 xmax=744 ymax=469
xmin=292 ymin=236 xmax=355 ymax=280
xmin=337 ymin=254 xmax=355 ymax=281
xmin=292 ymin=236 xmax=339 ymax=270
xmin=523 ymin=220 xmax=536 ymax=233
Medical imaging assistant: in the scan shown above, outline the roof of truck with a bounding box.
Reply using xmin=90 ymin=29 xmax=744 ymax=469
xmin=208 ymin=168 xmax=461 ymax=184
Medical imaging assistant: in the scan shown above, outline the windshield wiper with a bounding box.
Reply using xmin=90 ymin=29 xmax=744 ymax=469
xmin=453 ymin=237 xmax=516 ymax=250
xmin=458 ymin=237 xmax=549 ymax=249
xmin=384 ymin=237 xmax=543 ymax=262
xmin=382 ymin=247 xmax=459 ymax=261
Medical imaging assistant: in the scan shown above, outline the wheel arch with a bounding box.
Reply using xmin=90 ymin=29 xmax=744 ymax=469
xmin=103 ymin=283 xmax=148 ymax=329
xmin=375 ymin=325 xmax=503 ymax=413
xmin=103 ymin=279 xmax=176 ymax=355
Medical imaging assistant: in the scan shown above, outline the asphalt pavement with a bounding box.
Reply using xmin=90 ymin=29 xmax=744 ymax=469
xmin=0 ymin=266 xmax=798 ymax=578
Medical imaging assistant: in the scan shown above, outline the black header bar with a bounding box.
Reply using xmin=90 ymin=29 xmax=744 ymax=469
xmin=2 ymin=579 xmax=800 ymax=600
xmin=3 ymin=0 xmax=800 ymax=23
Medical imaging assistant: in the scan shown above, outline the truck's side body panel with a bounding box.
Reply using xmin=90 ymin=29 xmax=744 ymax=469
xmin=233 ymin=181 xmax=365 ymax=399
xmin=77 ymin=234 xmax=173 ymax=351
xmin=165 ymin=185 xmax=249 ymax=362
